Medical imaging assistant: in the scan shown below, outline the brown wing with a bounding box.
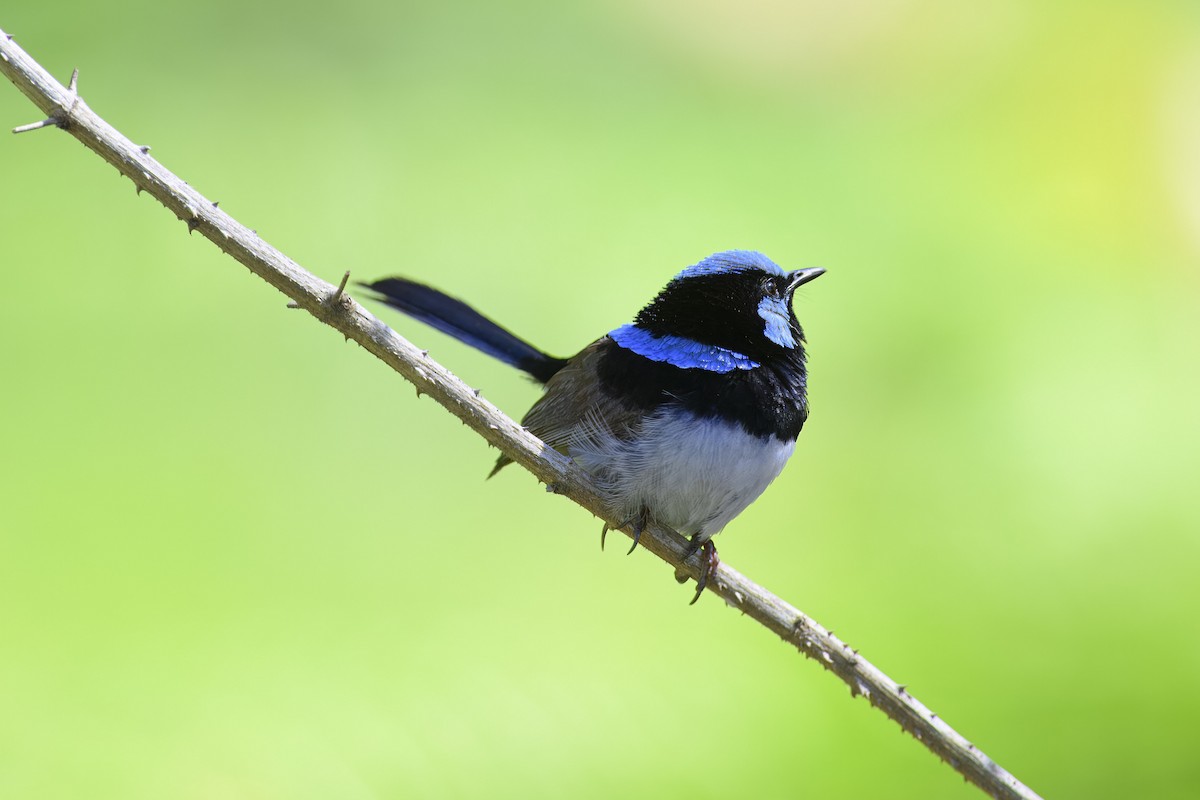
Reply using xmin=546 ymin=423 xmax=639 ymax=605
xmin=490 ymin=339 xmax=646 ymax=475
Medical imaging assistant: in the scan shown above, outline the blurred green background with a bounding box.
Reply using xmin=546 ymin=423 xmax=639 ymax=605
xmin=2 ymin=1 xmax=1198 ymax=798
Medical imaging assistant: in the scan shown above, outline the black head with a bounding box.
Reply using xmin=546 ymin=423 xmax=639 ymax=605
xmin=631 ymin=250 xmax=824 ymax=364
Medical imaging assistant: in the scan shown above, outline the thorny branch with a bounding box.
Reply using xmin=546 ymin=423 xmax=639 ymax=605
xmin=0 ymin=28 xmax=1041 ymax=800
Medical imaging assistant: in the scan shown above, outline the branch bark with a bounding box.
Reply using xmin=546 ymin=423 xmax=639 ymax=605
xmin=0 ymin=28 xmax=1041 ymax=800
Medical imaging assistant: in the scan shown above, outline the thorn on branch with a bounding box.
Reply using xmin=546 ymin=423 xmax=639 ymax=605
xmin=186 ymin=216 xmax=201 ymax=233
xmin=286 ymin=301 xmax=301 ymax=309
xmin=327 ymin=270 xmax=351 ymax=305
xmin=139 ymin=144 xmax=151 ymax=154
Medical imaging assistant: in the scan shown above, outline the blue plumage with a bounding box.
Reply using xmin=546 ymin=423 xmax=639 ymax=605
xmin=607 ymin=324 xmax=761 ymax=372
xmin=757 ymin=295 xmax=797 ymax=349
xmin=673 ymin=249 xmax=788 ymax=280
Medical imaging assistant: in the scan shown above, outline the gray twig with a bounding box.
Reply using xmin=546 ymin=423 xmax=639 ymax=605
xmin=0 ymin=28 xmax=1041 ymax=800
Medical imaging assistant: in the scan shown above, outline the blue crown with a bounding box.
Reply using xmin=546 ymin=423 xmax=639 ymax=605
xmin=673 ymin=250 xmax=786 ymax=281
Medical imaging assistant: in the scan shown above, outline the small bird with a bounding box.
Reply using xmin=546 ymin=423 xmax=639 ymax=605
xmin=361 ymin=250 xmax=824 ymax=602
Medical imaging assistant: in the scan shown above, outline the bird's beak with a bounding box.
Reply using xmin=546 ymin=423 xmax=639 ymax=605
xmin=787 ymin=267 xmax=826 ymax=292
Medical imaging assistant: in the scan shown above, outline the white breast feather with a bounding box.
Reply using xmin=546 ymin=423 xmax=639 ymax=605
xmin=568 ymin=409 xmax=796 ymax=540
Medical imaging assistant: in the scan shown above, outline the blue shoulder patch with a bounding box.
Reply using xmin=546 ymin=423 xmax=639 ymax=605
xmin=608 ymin=324 xmax=761 ymax=372
xmin=674 ymin=250 xmax=786 ymax=280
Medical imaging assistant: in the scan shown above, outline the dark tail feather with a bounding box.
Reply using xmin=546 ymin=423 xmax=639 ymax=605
xmin=359 ymin=277 xmax=568 ymax=384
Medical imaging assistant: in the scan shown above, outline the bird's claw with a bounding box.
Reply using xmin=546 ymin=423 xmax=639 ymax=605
xmin=675 ymin=537 xmax=719 ymax=605
xmin=599 ymin=510 xmax=647 ymax=555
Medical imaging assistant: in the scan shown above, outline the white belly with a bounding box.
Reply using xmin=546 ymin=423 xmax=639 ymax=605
xmin=570 ymin=409 xmax=796 ymax=539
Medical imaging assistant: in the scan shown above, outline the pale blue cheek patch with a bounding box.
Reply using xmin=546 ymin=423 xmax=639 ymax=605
xmin=758 ymin=296 xmax=796 ymax=348
xmin=608 ymin=324 xmax=761 ymax=372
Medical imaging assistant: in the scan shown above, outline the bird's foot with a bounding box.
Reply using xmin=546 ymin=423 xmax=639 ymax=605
xmin=675 ymin=536 xmax=719 ymax=605
xmin=600 ymin=509 xmax=649 ymax=555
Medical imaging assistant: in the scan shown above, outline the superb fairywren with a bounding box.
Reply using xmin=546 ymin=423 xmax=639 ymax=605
xmin=362 ymin=250 xmax=824 ymax=602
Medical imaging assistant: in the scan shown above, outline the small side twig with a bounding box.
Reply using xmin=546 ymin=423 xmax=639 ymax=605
xmin=12 ymin=115 xmax=58 ymax=133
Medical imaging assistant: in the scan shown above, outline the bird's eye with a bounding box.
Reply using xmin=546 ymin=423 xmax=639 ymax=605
xmin=760 ymin=275 xmax=786 ymax=295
